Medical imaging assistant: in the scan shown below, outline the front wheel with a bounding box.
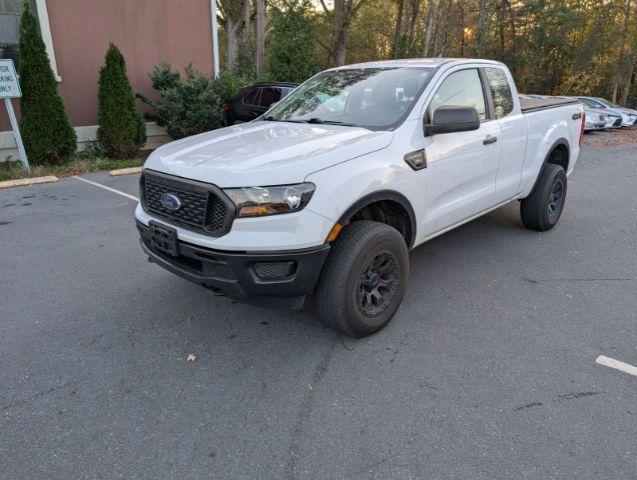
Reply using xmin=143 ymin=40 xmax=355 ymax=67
xmin=520 ymin=163 xmax=567 ymax=231
xmin=316 ymin=221 xmax=409 ymax=337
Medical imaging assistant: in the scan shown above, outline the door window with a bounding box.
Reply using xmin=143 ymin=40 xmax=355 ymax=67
xmin=484 ymin=68 xmax=514 ymax=119
xmin=428 ymin=69 xmax=487 ymax=121
xmin=258 ymin=87 xmax=281 ymax=107
xmin=242 ymin=88 xmax=260 ymax=106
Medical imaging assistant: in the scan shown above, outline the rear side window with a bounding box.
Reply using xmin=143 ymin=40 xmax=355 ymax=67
xmin=429 ymin=69 xmax=487 ymax=121
xmin=258 ymin=87 xmax=281 ymax=107
xmin=485 ymin=67 xmax=514 ymax=119
xmin=243 ymin=88 xmax=260 ymax=106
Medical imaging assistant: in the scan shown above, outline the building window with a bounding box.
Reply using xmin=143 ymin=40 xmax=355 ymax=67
xmin=0 ymin=0 xmax=38 ymax=70
xmin=0 ymin=0 xmax=59 ymax=79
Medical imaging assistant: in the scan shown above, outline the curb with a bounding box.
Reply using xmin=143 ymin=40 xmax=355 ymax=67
xmin=109 ymin=167 xmax=142 ymax=177
xmin=0 ymin=175 xmax=59 ymax=190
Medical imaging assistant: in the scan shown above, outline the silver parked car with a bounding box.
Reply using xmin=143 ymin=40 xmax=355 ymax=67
xmin=577 ymin=96 xmax=637 ymax=127
xmin=547 ymin=96 xmax=609 ymax=131
xmin=583 ymin=107 xmax=608 ymax=131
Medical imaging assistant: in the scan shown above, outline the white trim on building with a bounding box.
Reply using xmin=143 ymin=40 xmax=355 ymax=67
xmin=34 ymin=0 xmax=61 ymax=81
xmin=0 ymin=122 xmax=170 ymax=161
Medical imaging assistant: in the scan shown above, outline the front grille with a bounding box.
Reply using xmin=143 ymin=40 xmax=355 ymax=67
xmin=141 ymin=170 xmax=235 ymax=236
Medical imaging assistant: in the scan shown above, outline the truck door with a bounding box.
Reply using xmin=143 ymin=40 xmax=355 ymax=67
xmin=420 ymin=68 xmax=502 ymax=237
xmin=483 ymin=67 xmax=528 ymax=202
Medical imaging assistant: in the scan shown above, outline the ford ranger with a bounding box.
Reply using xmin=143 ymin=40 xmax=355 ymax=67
xmin=136 ymin=58 xmax=584 ymax=337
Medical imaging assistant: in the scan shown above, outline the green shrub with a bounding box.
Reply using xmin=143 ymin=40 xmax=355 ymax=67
xmin=98 ymin=43 xmax=146 ymax=158
xmin=18 ymin=2 xmax=76 ymax=165
xmin=266 ymin=0 xmax=322 ymax=83
xmin=138 ymin=63 xmax=243 ymax=139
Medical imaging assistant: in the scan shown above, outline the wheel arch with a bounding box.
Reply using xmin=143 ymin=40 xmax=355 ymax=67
xmin=545 ymin=139 xmax=570 ymax=172
xmin=524 ymin=138 xmax=570 ymax=198
xmin=335 ymin=190 xmax=417 ymax=249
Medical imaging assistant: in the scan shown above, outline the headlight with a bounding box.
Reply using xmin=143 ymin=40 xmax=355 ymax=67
xmin=224 ymin=183 xmax=315 ymax=218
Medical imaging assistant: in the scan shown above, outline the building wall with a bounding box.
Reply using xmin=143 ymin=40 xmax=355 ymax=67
xmin=1 ymin=0 xmax=213 ymax=130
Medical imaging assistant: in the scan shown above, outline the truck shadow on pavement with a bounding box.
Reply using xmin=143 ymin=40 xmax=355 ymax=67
xmin=136 ymin=200 xmax=526 ymax=349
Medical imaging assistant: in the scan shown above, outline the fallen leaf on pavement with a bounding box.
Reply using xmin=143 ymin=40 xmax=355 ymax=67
xmin=306 ymin=383 xmax=313 ymax=391
xmin=187 ymin=353 xmax=198 ymax=362
xmin=184 ymin=315 xmax=193 ymax=326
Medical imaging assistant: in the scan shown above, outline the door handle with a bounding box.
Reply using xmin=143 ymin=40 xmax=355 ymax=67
xmin=483 ymin=135 xmax=498 ymax=145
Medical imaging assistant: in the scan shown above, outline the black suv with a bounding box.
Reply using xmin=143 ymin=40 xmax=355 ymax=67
xmin=224 ymin=82 xmax=297 ymax=124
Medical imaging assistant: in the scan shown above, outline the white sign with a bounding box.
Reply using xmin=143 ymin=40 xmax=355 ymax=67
xmin=0 ymin=59 xmax=21 ymax=99
xmin=0 ymin=59 xmax=28 ymax=170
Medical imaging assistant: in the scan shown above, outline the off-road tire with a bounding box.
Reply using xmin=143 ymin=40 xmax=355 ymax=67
xmin=521 ymin=163 xmax=567 ymax=231
xmin=316 ymin=221 xmax=409 ymax=337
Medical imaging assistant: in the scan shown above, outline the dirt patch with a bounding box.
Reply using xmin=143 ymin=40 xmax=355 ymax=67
xmin=583 ymin=127 xmax=637 ymax=147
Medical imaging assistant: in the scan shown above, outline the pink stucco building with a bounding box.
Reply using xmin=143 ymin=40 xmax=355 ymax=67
xmin=0 ymin=0 xmax=216 ymax=159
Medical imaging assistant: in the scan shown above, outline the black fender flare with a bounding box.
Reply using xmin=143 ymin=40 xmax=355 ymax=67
xmin=336 ymin=190 xmax=417 ymax=248
xmin=526 ymin=138 xmax=570 ymax=196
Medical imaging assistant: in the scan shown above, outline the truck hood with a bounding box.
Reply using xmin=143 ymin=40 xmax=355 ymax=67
xmin=144 ymin=121 xmax=393 ymax=187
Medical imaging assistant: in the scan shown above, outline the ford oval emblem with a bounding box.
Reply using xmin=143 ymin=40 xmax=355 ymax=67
xmin=160 ymin=193 xmax=182 ymax=211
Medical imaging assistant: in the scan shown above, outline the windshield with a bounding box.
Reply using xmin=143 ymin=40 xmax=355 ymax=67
xmin=263 ymin=67 xmax=436 ymax=130
xmin=596 ymin=98 xmax=620 ymax=108
xmin=579 ymin=98 xmax=605 ymax=108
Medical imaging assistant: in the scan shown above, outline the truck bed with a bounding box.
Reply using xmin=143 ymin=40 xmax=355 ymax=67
xmin=519 ymin=95 xmax=579 ymax=113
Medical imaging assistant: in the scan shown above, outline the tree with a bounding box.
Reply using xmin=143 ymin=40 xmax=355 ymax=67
xmin=612 ymin=0 xmax=633 ymax=102
xmin=256 ymin=0 xmax=266 ymax=76
xmin=98 ymin=43 xmax=146 ymax=159
xmin=405 ymin=0 xmax=421 ymax=56
xmin=218 ymin=0 xmax=251 ymax=72
xmin=18 ymin=2 xmax=76 ymax=165
xmin=421 ymin=0 xmax=437 ymax=57
xmin=391 ymin=0 xmax=405 ymax=59
xmin=266 ymin=0 xmax=322 ymax=82
xmin=320 ymin=0 xmax=369 ymax=65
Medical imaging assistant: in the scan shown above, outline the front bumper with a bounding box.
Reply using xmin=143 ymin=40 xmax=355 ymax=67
xmin=584 ymin=121 xmax=606 ymax=131
xmin=137 ymin=221 xmax=330 ymax=308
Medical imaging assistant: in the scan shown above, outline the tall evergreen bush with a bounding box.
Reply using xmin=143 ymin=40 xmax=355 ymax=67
xmin=19 ymin=2 xmax=76 ymax=165
xmin=98 ymin=43 xmax=146 ymax=158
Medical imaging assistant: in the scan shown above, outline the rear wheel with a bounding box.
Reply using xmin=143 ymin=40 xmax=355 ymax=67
xmin=520 ymin=163 xmax=567 ymax=231
xmin=316 ymin=221 xmax=409 ymax=337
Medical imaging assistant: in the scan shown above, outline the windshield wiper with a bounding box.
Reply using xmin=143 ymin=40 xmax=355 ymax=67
xmin=302 ymin=118 xmax=359 ymax=127
xmin=262 ymin=116 xmax=308 ymax=124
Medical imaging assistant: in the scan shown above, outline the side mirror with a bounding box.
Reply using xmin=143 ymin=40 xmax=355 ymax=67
xmin=425 ymin=106 xmax=480 ymax=136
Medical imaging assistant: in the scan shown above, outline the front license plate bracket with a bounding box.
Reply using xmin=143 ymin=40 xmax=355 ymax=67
xmin=149 ymin=221 xmax=179 ymax=256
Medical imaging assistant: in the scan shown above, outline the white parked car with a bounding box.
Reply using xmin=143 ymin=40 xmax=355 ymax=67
xmin=136 ymin=59 xmax=584 ymax=337
xmin=583 ymin=109 xmax=608 ymax=131
xmin=577 ymin=96 xmax=637 ymax=127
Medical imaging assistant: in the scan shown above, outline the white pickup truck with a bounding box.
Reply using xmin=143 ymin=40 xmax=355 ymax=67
xmin=136 ymin=58 xmax=584 ymax=337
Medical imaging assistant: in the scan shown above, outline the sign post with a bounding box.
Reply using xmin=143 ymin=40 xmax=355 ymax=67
xmin=0 ymin=59 xmax=28 ymax=172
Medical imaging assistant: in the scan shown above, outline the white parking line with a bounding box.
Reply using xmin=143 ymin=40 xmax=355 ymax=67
xmin=595 ymin=355 xmax=637 ymax=377
xmin=73 ymin=175 xmax=139 ymax=201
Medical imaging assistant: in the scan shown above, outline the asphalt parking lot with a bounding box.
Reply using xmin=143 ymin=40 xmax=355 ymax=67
xmin=1 ymin=132 xmax=636 ymax=479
